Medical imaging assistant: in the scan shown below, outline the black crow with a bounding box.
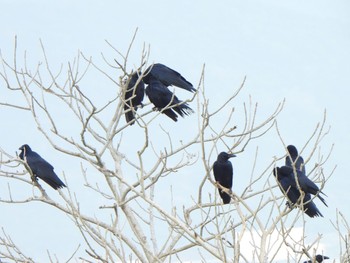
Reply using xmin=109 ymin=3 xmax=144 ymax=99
xmin=213 ymin=152 xmax=236 ymax=204
xmin=279 ymin=166 xmax=327 ymax=207
xmin=145 ymin=78 xmax=194 ymax=121
xmin=304 ymin=254 xmax=329 ymax=263
xmin=273 ymin=167 xmax=323 ymax=217
xmin=124 ymin=71 xmax=145 ymax=125
xmin=143 ymin=63 xmax=196 ymax=93
xmin=285 ymin=145 xmax=305 ymax=173
xmin=19 ymin=144 xmax=66 ymax=190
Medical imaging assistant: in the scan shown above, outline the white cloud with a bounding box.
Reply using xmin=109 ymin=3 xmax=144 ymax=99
xmin=237 ymin=227 xmax=325 ymax=263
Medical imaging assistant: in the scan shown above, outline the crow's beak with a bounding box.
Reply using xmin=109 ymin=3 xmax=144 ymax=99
xmin=228 ymin=154 xmax=236 ymax=158
xmin=272 ymin=167 xmax=278 ymax=177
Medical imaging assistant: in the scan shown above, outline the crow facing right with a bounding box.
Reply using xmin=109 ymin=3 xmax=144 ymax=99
xmin=303 ymin=254 xmax=329 ymax=263
xmin=19 ymin=144 xmax=66 ymax=190
xmin=213 ymin=152 xmax=236 ymax=204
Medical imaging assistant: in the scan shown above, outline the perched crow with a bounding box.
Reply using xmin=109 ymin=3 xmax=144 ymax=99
xmin=143 ymin=63 xmax=196 ymax=93
xmin=273 ymin=167 xmax=323 ymax=217
xmin=124 ymin=71 xmax=145 ymax=125
xmin=303 ymin=254 xmax=329 ymax=263
xmin=285 ymin=145 xmax=305 ymax=173
xmin=279 ymin=166 xmax=327 ymax=207
xmin=213 ymin=152 xmax=236 ymax=204
xmin=19 ymin=144 xmax=66 ymax=190
xmin=145 ymin=78 xmax=194 ymax=121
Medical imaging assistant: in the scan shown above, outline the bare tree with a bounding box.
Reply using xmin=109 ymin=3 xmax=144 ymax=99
xmin=0 ymin=34 xmax=339 ymax=263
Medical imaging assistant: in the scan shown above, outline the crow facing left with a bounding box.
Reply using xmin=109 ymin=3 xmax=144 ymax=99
xmin=279 ymin=165 xmax=327 ymax=207
xmin=145 ymin=78 xmax=194 ymax=122
xmin=123 ymin=71 xmax=145 ymax=125
xmin=274 ymin=144 xmax=327 ymax=217
xmin=19 ymin=144 xmax=66 ymax=190
xmin=143 ymin=63 xmax=196 ymax=92
xmin=123 ymin=63 xmax=195 ymax=123
xmin=285 ymin=145 xmax=306 ymax=173
xmin=273 ymin=167 xmax=323 ymax=217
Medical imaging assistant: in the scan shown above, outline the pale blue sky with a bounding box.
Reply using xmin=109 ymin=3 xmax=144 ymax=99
xmin=0 ymin=1 xmax=349 ymax=262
